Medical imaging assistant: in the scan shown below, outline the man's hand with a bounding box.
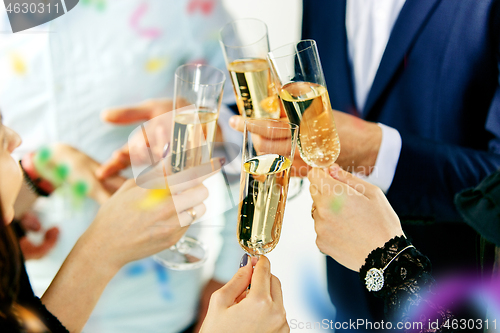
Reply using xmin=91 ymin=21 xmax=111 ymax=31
xmin=331 ymin=110 xmax=381 ymax=175
xmin=97 ymin=99 xmax=188 ymax=179
xmin=228 ymin=110 xmax=382 ymax=177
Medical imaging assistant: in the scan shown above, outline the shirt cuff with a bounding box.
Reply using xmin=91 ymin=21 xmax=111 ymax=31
xmin=354 ymin=123 xmax=401 ymax=193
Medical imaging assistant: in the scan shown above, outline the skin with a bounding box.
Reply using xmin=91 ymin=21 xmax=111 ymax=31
xmin=200 ymin=256 xmax=289 ymax=333
xmin=308 ymin=165 xmax=404 ymax=272
xmin=95 ymin=98 xmax=230 ymax=328
xmin=228 ymin=110 xmax=382 ymax=178
xmin=0 ymin=116 xmax=213 ymax=332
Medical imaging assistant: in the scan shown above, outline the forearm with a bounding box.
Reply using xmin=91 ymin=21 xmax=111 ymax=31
xmin=387 ymin=132 xmax=500 ymax=221
xmin=40 ymin=235 xmax=119 ymax=333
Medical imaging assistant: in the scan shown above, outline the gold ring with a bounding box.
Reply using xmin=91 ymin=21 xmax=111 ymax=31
xmin=311 ymin=205 xmax=317 ymax=218
xmin=185 ymin=208 xmax=197 ymax=222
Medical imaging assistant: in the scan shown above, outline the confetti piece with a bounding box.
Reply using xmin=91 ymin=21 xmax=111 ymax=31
xmin=138 ymin=188 xmax=171 ymax=210
xmin=72 ymin=180 xmax=89 ymax=197
xmin=35 ymin=147 xmax=52 ymax=164
xmin=81 ymin=0 xmax=106 ymax=11
xmin=54 ymin=164 xmax=70 ymax=182
xmin=145 ymin=58 xmax=168 ymax=73
xmin=330 ymin=194 xmax=346 ymax=213
xmin=130 ymin=2 xmax=162 ymax=39
xmin=187 ymin=0 xmax=215 ymax=15
xmin=11 ymin=54 xmax=26 ymax=75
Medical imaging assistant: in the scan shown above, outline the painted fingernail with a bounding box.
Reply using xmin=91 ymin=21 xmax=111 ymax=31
xmin=240 ymin=254 xmax=249 ymax=268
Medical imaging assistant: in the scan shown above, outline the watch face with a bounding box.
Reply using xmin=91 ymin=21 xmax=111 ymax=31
xmin=365 ymin=268 xmax=384 ymax=292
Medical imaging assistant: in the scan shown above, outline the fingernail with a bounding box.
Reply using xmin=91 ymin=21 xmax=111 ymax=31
xmin=220 ymin=157 xmax=226 ymax=166
xmin=240 ymin=254 xmax=249 ymax=268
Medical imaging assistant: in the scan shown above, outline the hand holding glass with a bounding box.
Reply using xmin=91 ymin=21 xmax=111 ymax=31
xmin=154 ymin=63 xmax=225 ymax=270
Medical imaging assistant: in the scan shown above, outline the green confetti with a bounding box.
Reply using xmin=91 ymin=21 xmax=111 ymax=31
xmin=35 ymin=146 xmax=52 ymax=164
xmin=72 ymin=181 xmax=89 ymax=197
xmin=330 ymin=194 xmax=346 ymax=214
xmin=54 ymin=164 xmax=70 ymax=182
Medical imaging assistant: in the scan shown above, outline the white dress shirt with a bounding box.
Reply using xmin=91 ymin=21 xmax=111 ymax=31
xmin=346 ymin=0 xmax=406 ymax=192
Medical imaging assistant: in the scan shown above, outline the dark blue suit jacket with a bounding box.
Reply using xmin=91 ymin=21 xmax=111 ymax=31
xmin=303 ymin=0 xmax=500 ymax=222
xmin=302 ymin=0 xmax=500 ymax=327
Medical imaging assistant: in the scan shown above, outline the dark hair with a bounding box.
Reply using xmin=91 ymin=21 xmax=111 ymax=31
xmin=0 ymin=205 xmax=22 ymax=327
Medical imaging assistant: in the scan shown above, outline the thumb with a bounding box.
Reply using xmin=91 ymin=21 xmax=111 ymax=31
xmin=216 ymin=256 xmax=253 ymax=307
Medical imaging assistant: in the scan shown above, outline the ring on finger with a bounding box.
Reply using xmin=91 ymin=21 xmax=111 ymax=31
xmin=185 ymin=207 xmax=197 ymax=222
xmin=311 ymin=205 xmax=317 ymax=218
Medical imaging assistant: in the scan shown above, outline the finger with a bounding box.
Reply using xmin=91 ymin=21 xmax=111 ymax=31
xmin=170 ymin=186 xmax=209 ymax=221
xmin=216 ymin=258 xmax=253 ymax=307
xmin=327 ymin=165 xmax=375 ymax=198
xmin=89 ymin=180 xmax=113 ymax=205
xmin=20 ymin=212 xmax=41 ymax=232
xmin=101 ymin=105 xmax=154 ymax=124
xmin=96 ymin=148 xmax=131 ymax=179
xmin=270 ymin=275 xmax=284 ymax=307
xmin=248 ymin=255 xmax=271 ymax=299
xmin=102 ymin=175 xmax=127 ymax=193
xmin=176 ymin=203 xmax=206 ymax=227
xmin=166 ymin=157 xmax=225 ymax=193
xmin=229 ymin=115 xmax=245 ymax=133
xmin=230 ymin=116 xmax=293 ymax=139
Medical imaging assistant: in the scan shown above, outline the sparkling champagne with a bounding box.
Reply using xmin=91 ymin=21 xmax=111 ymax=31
xmin=228 ymin=58 xmax=280 ymax=119
xmin=279 ymin=82 xmax=340 ymax=168
xmin=237 ymin=154 xmax=291 ymax=255
xmin=171 ymin=108 xmax=218 ymax=173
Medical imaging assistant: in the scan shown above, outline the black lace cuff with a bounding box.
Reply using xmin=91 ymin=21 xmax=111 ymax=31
xmin=359 ymin=236 xmax=453 ymax=332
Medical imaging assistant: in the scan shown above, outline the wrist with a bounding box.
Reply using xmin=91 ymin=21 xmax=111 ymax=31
xmin=359 ymin=236 xmax=431 ymax=296
xmin=356 ymin=123 xmax=382 ymax=176
xmin=20 ymin=153 xmax=55 ymax=196
xmin=73 ymin=232 xmax=122 ymax=278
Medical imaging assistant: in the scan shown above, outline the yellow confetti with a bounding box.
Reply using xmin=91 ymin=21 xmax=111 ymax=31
xmin=137 ymin=188 xmax=171 ymax=210
xmin=145 ymin=58 xmax=168 ymax=73
xmin=11 ymin=54 xmax=26 ymax=75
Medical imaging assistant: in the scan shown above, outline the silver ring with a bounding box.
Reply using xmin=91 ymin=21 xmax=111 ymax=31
xmin=185 ymin=207 xmax=197 ymax=222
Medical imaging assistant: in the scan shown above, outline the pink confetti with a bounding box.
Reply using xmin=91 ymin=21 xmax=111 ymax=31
xmin=130 ymin=2 xmax=162 ymax=39
xmin=187 ymin=0 xmax=215 ymax=15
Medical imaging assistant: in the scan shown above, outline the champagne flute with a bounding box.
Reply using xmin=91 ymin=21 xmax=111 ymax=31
xmin=237 ymin=119 xmax=298 ymax=256
xmin=220 ymin=18 xmax=304 ymax=199
xmin=267 ymin=40 xmax=341 ymax=168
xmin=219 ymin=18 xmax=280 ymax=119
xmin=154 ymin=63 xmax=225 ymax=270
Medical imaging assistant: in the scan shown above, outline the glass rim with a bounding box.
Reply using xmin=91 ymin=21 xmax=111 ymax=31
xmin=219 ymin=18 xmax=269 ymax=49
xmin=267 ymin=39 xmax=317 ymax=60
xmin=175 ymin=63 xmax=226 ymax=86
xmin=244 ymin=118 xmax=298 ymax=131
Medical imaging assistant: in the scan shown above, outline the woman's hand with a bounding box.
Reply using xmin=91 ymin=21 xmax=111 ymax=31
xmin=200 ymin=255 xmax=289 ymax=333
xmin=308 ymin=165 xmax=404 ymax=272
xmin=79 ymin=176 xmax=208 ymax=271
xmin=41 ymin=159 xmax=219 ymax=332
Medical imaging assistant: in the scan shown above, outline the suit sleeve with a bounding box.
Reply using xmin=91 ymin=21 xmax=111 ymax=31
xmin=386 ymin=113 xmax=500 ymax=222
